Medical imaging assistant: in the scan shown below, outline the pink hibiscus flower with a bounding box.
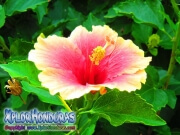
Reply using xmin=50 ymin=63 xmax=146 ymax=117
xmin=28 ymin=25 xmax=151 ymax=100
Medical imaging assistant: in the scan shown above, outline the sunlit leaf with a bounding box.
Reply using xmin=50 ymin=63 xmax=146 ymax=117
xmin=149 ymin=48 xmax=158 ymax=56
xmin=21 ymin=81 xmax=66 ymax=107
xmin=4 ymin=0 xmax=48 ymax=16
xmin=137 ymin=88 xmax=168 ymax=111
xmin=0 ymin=60 xmax=41 ymax=86
xmin=105 ymin=0 xmax=165 ymax=30
xmin=0 ymin=5 xmax=5 ymax=28
xmin=83 ymin=13 xmax=105 ymax=31
xmin=33 ymin=2 xmax=48 ymax=24
xmin=89 ymin=90 xmax=166 ymax=126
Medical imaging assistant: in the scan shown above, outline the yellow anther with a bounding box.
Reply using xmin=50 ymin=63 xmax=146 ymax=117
xmin=89 ymin=46 xmax=105 ymax=65
xmin=89 ymin=36 xmax=115 ymax=65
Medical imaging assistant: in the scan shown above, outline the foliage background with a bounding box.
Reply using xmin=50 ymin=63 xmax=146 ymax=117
xmin=0 ymin=0 xmax=180 ymax=135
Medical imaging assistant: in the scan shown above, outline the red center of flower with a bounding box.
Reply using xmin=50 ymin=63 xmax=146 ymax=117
xmin=76 ymin=36 xmax=115 ymax=85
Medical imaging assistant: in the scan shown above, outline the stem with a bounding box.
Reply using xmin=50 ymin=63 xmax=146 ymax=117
xmin=74 ymin=97 xmax=94 ymax=135
xmin=76 ymin=101 xmax=93 ymax=115
xmin=164 ymin=0 xmax=180 ymax=89
xmin=19 ymin=95 xmax=26 ymax=104
xmin=58 ymin=95 xmax=72 ymax=112
xmin=75 ymin=100 xmax=93 ymax=128
xmin=78 ymin=117 xmax=92 ymax=133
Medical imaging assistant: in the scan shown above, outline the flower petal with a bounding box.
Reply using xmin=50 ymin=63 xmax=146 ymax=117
xmin=68 ymin=25 xmax=118 ymax=84
xmin=98 ymin=37 xmax=151 ymax=80
xmin=28 ymin=35 xmax=84 ymax=71
xmin=28 ymin=35 xmax=87 ymax=85
xmin=104 ymin=70 xmax=147 ymax=92
xmin=69 ymin=25 xmax=118 ymax=58
xmin=38 ymin=68 xmax=100 ymax=99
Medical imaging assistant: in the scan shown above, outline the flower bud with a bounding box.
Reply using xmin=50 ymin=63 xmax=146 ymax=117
xmin=147 ymin=34 xmax=160 ymax=49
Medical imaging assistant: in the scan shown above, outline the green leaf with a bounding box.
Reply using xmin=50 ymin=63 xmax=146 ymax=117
xmin=0 ymin=5 xmax=5 ymax=28
xmin=0 ymin=53 xmax=5 ymax=63
xmin=157 ymin=24 xmax=174 ymax=49
xmin=164 ymin=13 xmax=176 ymax=31
xmin=83 ymin=13 xmax=105 ymax=31
xmin=153 ymin=125 xmax=171 ymax=135
xmin=34 ymin=19 xmax=67 ymax=38
xmin=87 ymin=0 xmax=109 ymax=14
xmin=0 ymin=78 xmax=10 ymax=99
xmin=174 ymin=85 xmax=180 ymax=95
xmin=132 ymin=23 xmax=152 ymax=44
xmin=164 ymin=90 xmax=177 ymax=109
xmin=137 ymin=67 xmax=169 ymax=111
xmin=9 ymin=39 xmax=33 ymax=60
xmin=4 ymin=0 xmax=48 ymax=16
xmin=78 ymin=114 xmax=99 ymax=135
xmin=105 ymin=0 xmax=165 ymax=30
xmin=137 ymin=88 xmax=168 ymax=111
xmin=21 ymin=81 xmax=65 ymax=107
xmin=66 ymin=7 xmax=85 ymax=31
xmin=145 ymin=66 xmax=160 ymax=87
xmin=0 ymin=60 xmax=41 ymax=86
xmin=47 ymin=0 xmax=70 ymax=25
xmin=89 ymin=90 xmax=166 ymax=126
xmin=0 ymin=35 xmax=6 ymax=47
xmin=9 ymin=14 xmax=40 ymax=41
xmin=33 ymin=2 xmax=48 ymax=24
xmin=175 ymin=56 xmax=180 ymax=64
xmin=110 ymin=17 xmax=132 ymax=36
xmin=104 ymin=123 xmax=139 ymax=135
xmin=53 ymin=31 xmax=63 ymax=37
xmin=7 ymin=90 xmax=29 ymax=109
xmin=0 ymin=67 xmax=9 ymax=78
xmin=149 ymin=48 xmax=158 ymax=56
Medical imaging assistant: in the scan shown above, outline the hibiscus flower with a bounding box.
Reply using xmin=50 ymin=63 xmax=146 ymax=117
xmin=28 ymin=25 xmax=151 ymax=100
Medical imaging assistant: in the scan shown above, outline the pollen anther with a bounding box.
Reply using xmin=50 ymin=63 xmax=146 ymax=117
xmin=89 ymin=46 xmax=105 ymax=65
xmin=89 ymin=36 xmax=115 ymax=65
